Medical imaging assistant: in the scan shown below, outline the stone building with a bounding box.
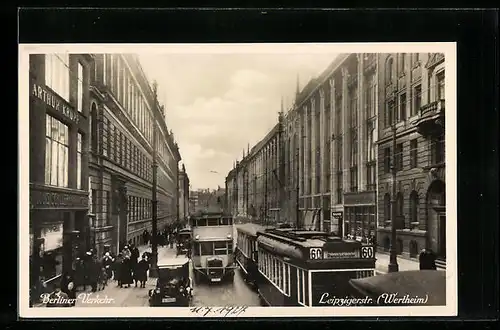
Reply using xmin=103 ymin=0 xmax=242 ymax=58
xmin=376 ymin=53 xmax=446 ymax=266
xmin=29 ymin=53 xmax=94 ymax=298
xmin=178 ymin=164 xmax=190 ymax=222
xmin=88 ymin=54 xmax=181 ymax=256
xmin=282 ymin=54 xmax=378 ymax=236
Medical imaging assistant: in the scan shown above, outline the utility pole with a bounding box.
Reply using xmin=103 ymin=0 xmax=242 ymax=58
xmin=388 ymin=54 xmax=399 ymax=273
xmin=150 ymin=81 xmax=159 ymax=278
xmin=295 ymin=145 xmax=300 ymax=229
xmin=264 ymin=149 xmax=268 ymax=227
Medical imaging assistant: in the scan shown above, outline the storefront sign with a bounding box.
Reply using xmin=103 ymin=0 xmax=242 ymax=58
xmin=40 ymin=223 xmax=63 ymax=252
xmin=32 ymin=83 xmax=80 ymax=124
xmin=331 ymin=211 xmax=343 ymax=223
xmin=30 ymin=184 xmax=89 ymax=209
xmin=323 ymin=251 xmax=358 ymax=259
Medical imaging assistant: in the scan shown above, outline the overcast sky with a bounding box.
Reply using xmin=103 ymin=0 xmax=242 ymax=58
xmin=138 ymin=51 xmax=338 ymax=190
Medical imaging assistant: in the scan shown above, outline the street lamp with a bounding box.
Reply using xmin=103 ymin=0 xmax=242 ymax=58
xmin=388 ymin=123 xmax=399 ymax=273
xmin=149 ymin=81 xmax=159 ymax=278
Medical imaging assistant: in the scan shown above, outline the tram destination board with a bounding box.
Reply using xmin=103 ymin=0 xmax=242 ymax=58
xmin=309 ymin=246 xmax=374 ymax=260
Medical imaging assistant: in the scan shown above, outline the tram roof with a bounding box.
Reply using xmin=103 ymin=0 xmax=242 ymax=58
xmin=236 ymin=223 xmax=274 ymax=237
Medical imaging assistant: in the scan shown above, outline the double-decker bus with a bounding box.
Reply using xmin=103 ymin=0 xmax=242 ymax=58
xmin=190 ymin=210 xmax=236 ymax=283
xmin=256 ymin=228 xmax=376 ymax=306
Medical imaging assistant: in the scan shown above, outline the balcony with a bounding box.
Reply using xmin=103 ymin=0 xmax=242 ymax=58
xmin=414 ymin=99 xmax=445 ymax=137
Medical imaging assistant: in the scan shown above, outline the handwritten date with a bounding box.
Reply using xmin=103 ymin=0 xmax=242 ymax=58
xmin=190 ymin=306 xmax=248 ymax=317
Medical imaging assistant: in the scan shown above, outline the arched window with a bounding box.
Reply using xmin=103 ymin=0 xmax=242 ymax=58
xmin=384 ymin=193 xmax=391 ymax=225
xmin=400 ymin=54 xmax=406 ymax=73
xmin=385 ymin=57 xmax=394 ymax=84
xmin=90 ymin=102 xmax=98 ymax=152
xmin=396 ymin=192 xmax=404 ymax=228
xmin=409 ymin=191 xmax=419 ymax=225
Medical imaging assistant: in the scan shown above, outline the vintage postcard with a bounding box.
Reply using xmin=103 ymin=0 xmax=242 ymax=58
xmin=19 ymin=42 xmax=457 ymax=318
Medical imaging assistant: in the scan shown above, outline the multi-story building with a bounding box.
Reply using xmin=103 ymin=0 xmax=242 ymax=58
xmin=178 ymin=164 xmax=190 ymax=221
xmin=225 ymin=113 xmax=285 ymax=224
xmin=29 ymin=53 xmax=94 ymax=298
xmin=189 ymin=190 xmax=198 ymax=214
xmin=88 ymin=54 xmax=181 ymax=256
xmin=376 ymin=53 xmax=446 ymax=264
xmin=282 ymin=54 xmax=378 ymax=236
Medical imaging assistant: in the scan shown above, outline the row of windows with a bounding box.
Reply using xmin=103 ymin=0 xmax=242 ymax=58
xmin=44 ymin=115 xmax=84 ymax=190
xmin=382 ymin=191 xmax=420 ymax=228
xmin=45 ymin=54 xmax=85 ymax=113
xmin=257 ymin=249 xmax=292 ymax=297
xmin=237 ymin=233 xmax=256 ymax=258
xmin=127 ymin=196 xmax=152 ymax=223
xmin=383 ymin=136 xmax=445 ymax=174
xmin=192 ymin=241 xmax=233 ymax=256
xmin=384 ymin=53 xmax=422 ymax=86
xmin=103 ymin=54 xmax=154 ymax=144
xmin=192 ymin=218 xmax=234 ymax=227
xmin=89 ymin=189 xmax=111 ymax=228
xmin=101 ymin=116 xmax=153 ymax=181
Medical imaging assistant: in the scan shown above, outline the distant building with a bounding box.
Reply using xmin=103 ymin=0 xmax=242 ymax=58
xmin=178 ymin=164 xmax=190 ymax=221
xmin=189 ymin=190 xmax=198 ymax=214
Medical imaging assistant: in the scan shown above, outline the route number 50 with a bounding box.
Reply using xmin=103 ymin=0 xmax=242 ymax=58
xmin=361 ymin=246 xmax=374 ymax=258
xmin=310 ymin=248 xmax=323 ymax=260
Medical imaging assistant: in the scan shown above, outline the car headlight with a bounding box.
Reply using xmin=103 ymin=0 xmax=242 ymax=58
xmin=155 ymin=288 xmax=160 ymax=294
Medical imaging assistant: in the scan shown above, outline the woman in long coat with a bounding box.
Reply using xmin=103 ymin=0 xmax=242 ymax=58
xmin=134 ymin=256 xmax=149 ymax=288
xmin=120 ymin=256 xmax=134 ymax=288
xmin=113 ymin=254 xmax=123 ymax=286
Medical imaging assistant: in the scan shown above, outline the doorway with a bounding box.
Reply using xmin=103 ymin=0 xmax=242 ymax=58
xmin=426 ymin=180 xmax=446 ymax=259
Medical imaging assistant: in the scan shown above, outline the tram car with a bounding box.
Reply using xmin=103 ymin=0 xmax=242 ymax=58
xmin=235 ymin=223 xmax=292 ymax=289
xmin=255 ymin=228 xmax=376 ymax=307
xmin=190 ymin=210 xmax=236 ymax=283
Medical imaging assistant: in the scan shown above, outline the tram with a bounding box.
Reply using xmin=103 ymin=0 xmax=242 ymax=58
xmin=190 ymin=210 xmax=236 ymax=283
xmin=255 ymin=228 xmax=376 ymax=307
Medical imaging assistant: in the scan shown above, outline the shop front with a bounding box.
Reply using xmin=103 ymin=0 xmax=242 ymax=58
xmin=343 ymin=191 xmax=377 ymax=242
xmin=29 ymin=184 xmax=88 ymax=305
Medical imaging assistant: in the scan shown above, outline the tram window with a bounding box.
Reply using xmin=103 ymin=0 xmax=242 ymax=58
xmin=200 ymin=242 xmax=213 ymax=255
xmin=197 ymin=219 xmax=207 ymax=227
xmin=284 ymin=264 xmax=290 ymax=295
xmin=297 ymin=268 xmax=308 ymax=306
xmin=207 ymin=218 xmax=218 ymax=226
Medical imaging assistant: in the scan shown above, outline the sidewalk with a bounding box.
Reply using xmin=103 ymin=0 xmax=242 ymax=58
xmin=76 ymin=245 xmax=179 ymax=307
xmin=375 ymin=252 xmax=420 ymax=275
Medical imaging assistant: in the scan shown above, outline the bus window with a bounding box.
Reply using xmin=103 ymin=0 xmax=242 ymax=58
xmin=207 ymin=218 xmax=218 ymax=226
xmin=228 ymin=218 xmax=233 ymax=225
xmin=200 ymin=242 xmax=213 ymax=255
xmin=214 ymin=242 xmax=227 ymax=255
xmin=197 ymin=219 xmax=207 ymax=227
xmin=220 ymin=218 xmax=229 ymax=226
xmin=228 ymin=242 xmax=233 ymax=253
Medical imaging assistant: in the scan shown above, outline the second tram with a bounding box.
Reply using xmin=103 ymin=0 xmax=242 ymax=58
xmin=255 ymin=228 xmax=376 ymax=307
xmin=190 ymin=210 xmax=236 ymax=283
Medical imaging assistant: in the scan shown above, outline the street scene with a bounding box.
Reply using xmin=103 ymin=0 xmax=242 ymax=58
xmin=25 ymin=46 xmax=450 ymax=310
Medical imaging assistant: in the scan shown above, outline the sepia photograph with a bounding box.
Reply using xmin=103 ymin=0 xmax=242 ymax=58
xmin=19 ymin=43 xmax=457 ymax=318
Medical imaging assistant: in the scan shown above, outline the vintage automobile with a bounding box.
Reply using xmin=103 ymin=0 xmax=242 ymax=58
xmin=148 ymin=257 xmax=193 ymax=307
xmin=176 ymin=228 xmax=192 ymax=257
xmin=349 ymin=270 xmax=446 ymax=306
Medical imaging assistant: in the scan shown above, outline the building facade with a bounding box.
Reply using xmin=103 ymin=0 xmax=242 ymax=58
xmin=281 ymin=54 xmax=378 ymax=236
xmin=225 ymin=114 xmax=285 ymax=224
xmin=29 ymin=53 xmax=94 ymax=299
xmin=377 ymin=53 xmax=446 ymax=263
xmin=178 ymin=164 xmax=190 ymax=221
xmin=88 ymin=54 xmax=181 ymax=256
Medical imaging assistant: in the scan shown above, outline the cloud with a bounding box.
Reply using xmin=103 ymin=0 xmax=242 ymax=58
xmin=138 ymin=52 xmax=338 ymax=189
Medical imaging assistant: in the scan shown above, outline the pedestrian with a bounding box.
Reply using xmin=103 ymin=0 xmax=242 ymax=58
xmin=102 ymin=252 xmax=114 ymax=281
xmin=74 ymin=257 xmax=85 ymax=291
xmin=135 ymin=255 xmax=149 ymax=288
xmin=114 ymin=253 xmax=123 ymax=287
xmin=87 ymin=255 xmax=100 ymax=292
xmin=60 ymin=271 xmax=77 ymax=306
xmin=120 ymin=255 xmax=134 ymax=288
xmin=419 ymin=249 xmax=437 ymax=270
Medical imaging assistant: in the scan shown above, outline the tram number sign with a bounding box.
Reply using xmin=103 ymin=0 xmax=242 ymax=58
xmin=360 ymin=246 xmax=374 ymax=259
xmin=309 ymin=248 xmax=323 ymax=260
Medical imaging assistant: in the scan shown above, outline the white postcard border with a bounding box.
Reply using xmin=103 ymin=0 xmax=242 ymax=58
xmin=19 ymin=42 xmax=457 ymax=318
